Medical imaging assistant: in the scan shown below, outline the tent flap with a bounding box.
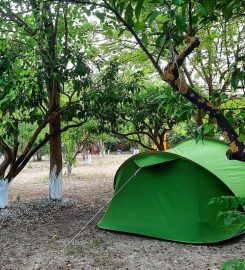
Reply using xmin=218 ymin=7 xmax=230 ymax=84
xmin=133 ymin=152 xmax=178 ymax=168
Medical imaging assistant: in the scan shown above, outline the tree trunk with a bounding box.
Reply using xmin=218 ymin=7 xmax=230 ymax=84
xmin=36 ymin=149 xmax=42 ymax=161
xmin=49 ymin=114 xmax=63 ymax=201
xmin=98 ymin=140 xmax=106 ymax=157
xmin=48 ymin=79 xmax=63 ymax=201
xmin=87 ymin=150 xmax=92 ymax=164
xmin=0 ymin=179 xmax=9 ymax=209
xmin=82 ymin=151 xmax=86 ymax=161
xmin=67 ymin=163 xmax=72 ymax=174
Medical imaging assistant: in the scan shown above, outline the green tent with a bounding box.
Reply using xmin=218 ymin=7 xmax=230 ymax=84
xmin=98 ymin=139 xmax=245 ymax=244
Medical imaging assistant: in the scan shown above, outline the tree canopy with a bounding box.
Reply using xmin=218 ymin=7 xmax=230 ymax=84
xmin=49 ymin=0 xmax=245 ymax=160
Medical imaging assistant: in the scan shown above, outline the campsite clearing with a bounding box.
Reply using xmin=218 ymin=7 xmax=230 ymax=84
xmin=0 ymin=154 xmax=244 ymax=270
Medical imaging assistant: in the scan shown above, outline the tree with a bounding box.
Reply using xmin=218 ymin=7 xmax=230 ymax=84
xmin=91 ymin=62 xmax=195 ymax=150
xmin=0 ymin=0 xmax=92 ymax=207
xmin=56 ymin=0 xmax=245 ymax=161
xmin=62 ymin=119 xmax=116 ymax=173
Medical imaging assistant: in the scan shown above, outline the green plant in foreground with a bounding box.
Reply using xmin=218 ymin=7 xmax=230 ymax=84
xmin=221 ymin=259 xmax=245 ymax=270
xmin=209 ymin=196 xmax=245 ymax=230
xmin=209 ymin=196 xmax=245 ymax=270
xmin=93 ymin=237 xmax=104 ymax=247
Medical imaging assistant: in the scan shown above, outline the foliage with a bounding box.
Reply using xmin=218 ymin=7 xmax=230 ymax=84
xmin=209 ymin=196 xmax=245 ymax=270
xmin=62 ymin=128 xmax=80 ymax=173
xmin=18 ymin=123 xmax=49 ymax=157
xmin=221 ymin=259 xmax=245 ymax=270
xmin=0 ymin=1 xmax=95 ymax=180
xmin=83 ymin=0 xmax=245 ymax=160
xmin=209 ymin=196 xmax=245 ymax=230
xmin=90 ymin=61 xmax=195 ymax=150
xmin=167 ymin=122 xmax=196 ymax=146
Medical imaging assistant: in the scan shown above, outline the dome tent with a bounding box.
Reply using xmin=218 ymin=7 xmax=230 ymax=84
xmin=98 ymin=139 xmax=245 ymax=244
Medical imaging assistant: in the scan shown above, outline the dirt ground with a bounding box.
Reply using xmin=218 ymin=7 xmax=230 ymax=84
xmin=0 ymin=154 xmax=244 ymax=270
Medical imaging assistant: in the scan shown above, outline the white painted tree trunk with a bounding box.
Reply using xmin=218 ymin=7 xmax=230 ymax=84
xmin=87 ymin=152 xmax=92 ymax=164
xmin=49 ymin=166 xmax=62 ymax=201
xmin=0 ymin=179 xmax=9 ymax=209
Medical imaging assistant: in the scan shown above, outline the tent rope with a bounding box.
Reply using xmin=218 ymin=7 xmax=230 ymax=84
xmin=42 ymin=167 xmax=141 ymax=270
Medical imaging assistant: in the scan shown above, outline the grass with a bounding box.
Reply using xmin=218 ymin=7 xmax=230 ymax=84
xmin=93 ymin=237 xmax=104 ymax=247
xmin=66 ymin=244 xmax=83 ymax=256
xmin=42 ymin=176 xmax=49 ymax=184
xmin=49 ymin=234 xmax=61 ymax=251
xmin=15 ymin=194 xmax=21 ymax=203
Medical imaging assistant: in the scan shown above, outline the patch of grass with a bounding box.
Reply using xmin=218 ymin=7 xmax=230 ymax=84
xmin=42 ymin=176 xmax=49 ymax=184
xmin=15 ymin=194 xmax=21 ymax=203
xmin=93 ymin=237 xmax=104 ymax=247
xmin=27 ymin=164 xmax=33 ymax=169
xmin=66 ymin=244 xmax=83 ymax=256
xmin=48 ymin=234 xmax=60 ymax=251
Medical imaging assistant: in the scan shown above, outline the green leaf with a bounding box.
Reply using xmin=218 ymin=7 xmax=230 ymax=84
xmin=201 ymin=0 xmax=216 ymax=15
xmin=118 ymin=28 xmax=126 ymax=37
xmin=203 ymin=124 xmax=214 ymax=135
xmin=95 ymin=11 xmax=106 ymax=22
xmin=225 ymin=111 xmax=234 ymax=123
xmin=148 ymin=11 xmax=161 ymax=23
xmin=135 ymin=0 xmax=144 ymax=21
xmin=223 ymin=5 xmax=233 ymax=20
xmin=176 ymin=15 xmax=186 ymax=33
xmin=142 ymin=34 xmax=148 ymax=45
xmin=165 ymin=103 xmax=173 ymax=115
xmin=171 ymin=0 xmax=184 ymax=5
xmin=118 ymin=2 xmax=127 ymax=14
xmin=239 ymin=134 xmax=245 ymax=142
xmin=125 ymin=3 xmax=134 ymax=25
xmin=231 ymin=69 xmax=239 ymax=89
xmin=195 ymin=2 xmax=208 ymax=16
xmin=134 ymin=21 xmax=145 ymax=31
xmin=155 ymin=34 xmax=166 ymax=47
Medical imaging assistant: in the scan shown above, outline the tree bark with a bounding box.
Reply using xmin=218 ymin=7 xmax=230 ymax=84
xmin=48 ymin=81 xmax=63 ymax=201
xmin=49 ymin=116 xmax=63 ymax=200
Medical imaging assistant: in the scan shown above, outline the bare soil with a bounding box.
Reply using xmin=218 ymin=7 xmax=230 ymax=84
xmin=0 ymin=154 xmax=244 ymax=270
